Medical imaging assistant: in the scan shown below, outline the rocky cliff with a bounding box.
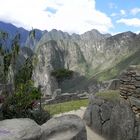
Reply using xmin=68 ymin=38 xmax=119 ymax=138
xmin=33 ymin=29 xmax=140 ymax=96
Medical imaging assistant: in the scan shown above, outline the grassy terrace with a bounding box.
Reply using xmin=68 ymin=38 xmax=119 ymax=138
xmin=95 ymin=90 xmax=120 ymax=102
xmin=44 ymin=99 xmax=89 ymax=116
xmin=43 ymin=90 xmax=119 ymax=116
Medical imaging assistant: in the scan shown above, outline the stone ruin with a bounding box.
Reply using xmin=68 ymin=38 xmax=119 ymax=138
xmin=44 ymin=89 xmax=89 ymax=105
xmin=120 ymin=65 xmax=140 ymax=117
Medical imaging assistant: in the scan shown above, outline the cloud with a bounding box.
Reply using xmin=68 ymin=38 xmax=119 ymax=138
xmin=111 ymin=13 xmax=117 ymax=17
xmin=111 ymin=10 xmax=126 ymax=17
xmin=117 ymin=18 xmax=140 ymax=27
xmin=120 ymin=10 xmax=126 ymax=16
xmin=130 ymin=8 xmax=140 ymax=15
xmin=0 ymin=0 xmax=113 ymax=34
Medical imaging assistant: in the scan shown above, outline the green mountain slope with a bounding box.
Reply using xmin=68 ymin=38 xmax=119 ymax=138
xmin=95 ymin=49 xmax=140 ymax=81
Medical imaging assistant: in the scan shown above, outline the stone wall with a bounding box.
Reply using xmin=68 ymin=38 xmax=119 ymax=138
xmin=44 ymin=92 xmax=89 ymax=105
xmin=120 ymin=65 xmax=140 ymax=117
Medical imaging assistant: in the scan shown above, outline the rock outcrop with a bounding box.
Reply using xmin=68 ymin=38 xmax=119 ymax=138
xmin=0 ymin=118 xmax=42 ymax=140
xmin=41 ymin=115 xmax=87 ymax=140
xmin=84 ymin=65 xmax=140 ymax=140
xmin=32 ymin=41 xmax=61 ymax=95
xmin=0 ymin=115 xmax=87 ymax=140
xmin=84 ymin=94 xmax=136 ymax=140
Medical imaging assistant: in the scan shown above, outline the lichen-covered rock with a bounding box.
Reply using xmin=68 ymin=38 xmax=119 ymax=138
xmin=41 ymin=115 xmax=87 ymax=140
xmin=84 ymin=96 xmax=136 ymax=140
xmin=108 ymin=100 xmax=135 ymax=140
xmin=0 ymin=118 xmax=42 ymax=140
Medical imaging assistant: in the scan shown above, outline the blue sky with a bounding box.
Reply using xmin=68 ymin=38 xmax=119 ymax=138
xmin=96 ymin=0 xmax=140 ymax=34
xmin=0 ymin=0 xmax=140 ymax=34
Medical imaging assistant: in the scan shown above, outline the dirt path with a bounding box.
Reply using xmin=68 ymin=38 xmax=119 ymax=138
xmin=54 ymin=107 xmax=105 ymax=140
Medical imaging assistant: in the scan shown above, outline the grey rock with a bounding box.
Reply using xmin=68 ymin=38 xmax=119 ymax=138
xmin=129 ymin=96 xmax=140 ymax=108
xmin=84 ymin=97 xmax=136 ymax=140
xmin=135 ymin=76 xmax=140 ymax=81
xmin=83 ymin=104 xmax=92 ymax=126
xmin=102 ymin=120 xmax=111 ymax=139
xmin=41 ymin=115 xmax=87 ymax=140
xmin=135 ymin=80 xmax=140 ymax=88
xmin=0 ymin=118 xmax=42 ymax=140
xmin=109 ymin=100 xmax=135 ymax=140
xmin=136 ymin=88 xmax=140 ymax=94
xmin=91 ymin=105 xmax=102 ymax=134
xmin=100 ymin=102 xmax=113 ymax=122
xmin=107 ymin=79 xmax=120 ymax=90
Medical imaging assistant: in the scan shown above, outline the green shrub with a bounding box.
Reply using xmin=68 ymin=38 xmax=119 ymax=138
xmin=1 ymin=80 xmax=50 ymax=124
xmin=51 ymin=68 xmax=73 ymax=82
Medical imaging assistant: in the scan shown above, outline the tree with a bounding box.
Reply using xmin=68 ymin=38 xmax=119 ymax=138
xmin=0 ymin=31 xmax=8 ymax=53
xmin=0 ymin=29 xmax=50 ymax=124
xmin=51 ymin=68 xmax=73 ymax=82
xmin=15 ymin=58 xmax=33 ymax=88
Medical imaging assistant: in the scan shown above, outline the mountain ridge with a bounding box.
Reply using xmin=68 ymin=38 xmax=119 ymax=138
xmin=1 ymin=21 xmax=140 ymax=95
xmin=33 ymin=27 xmax=140 ymax=95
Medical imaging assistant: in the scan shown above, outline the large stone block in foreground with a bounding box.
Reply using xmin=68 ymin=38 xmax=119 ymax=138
xmin=0 ymin=118 xmax=42 ymax=140
xmin=41 ymin=114 xmax=87 ymax=140
xmin=0 ymin=115 xmax=87 ymax=140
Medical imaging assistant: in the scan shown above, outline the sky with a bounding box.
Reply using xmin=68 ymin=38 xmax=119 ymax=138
xmin=0 ymin=0 xmax=140 ymax=34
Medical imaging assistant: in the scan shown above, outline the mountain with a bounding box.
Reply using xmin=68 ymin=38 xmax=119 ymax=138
xmin=33 ymin=29 xmax=140 ymax=95
xmin=0 ymin=21 xmax=43 ymax=49
xmin=0 ymin=21 xmax=140 ymax=95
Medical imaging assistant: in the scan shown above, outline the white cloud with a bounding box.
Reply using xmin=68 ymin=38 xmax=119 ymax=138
xmin=111 ymin=10 xmax=126 ymax=17
xmin=130 ymin=8 xmax=140 ymax=15
xmin=134 ymin=31 xmax=140 ymax=34
xmin=0 ymin=0 xmax=113 ymax=34
xmin=120 ymin=10 xmax=126 ymax=16
xmin=111 ymin=13 xmax=118 ymax=17
xmin=117 ymin=18 xmax=140 ymax=27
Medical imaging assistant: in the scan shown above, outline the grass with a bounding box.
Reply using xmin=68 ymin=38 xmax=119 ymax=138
xmin=44 ymin=99 xmax=89 ymax=116
xmin=95 ymin=90 xmax=120 ymax=102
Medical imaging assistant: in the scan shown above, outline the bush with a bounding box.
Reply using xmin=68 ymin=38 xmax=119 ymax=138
xmin=51 ymin=68 xmax=73 ymax=82
xmin=1 ymin=81 xmax=50 ymax=124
